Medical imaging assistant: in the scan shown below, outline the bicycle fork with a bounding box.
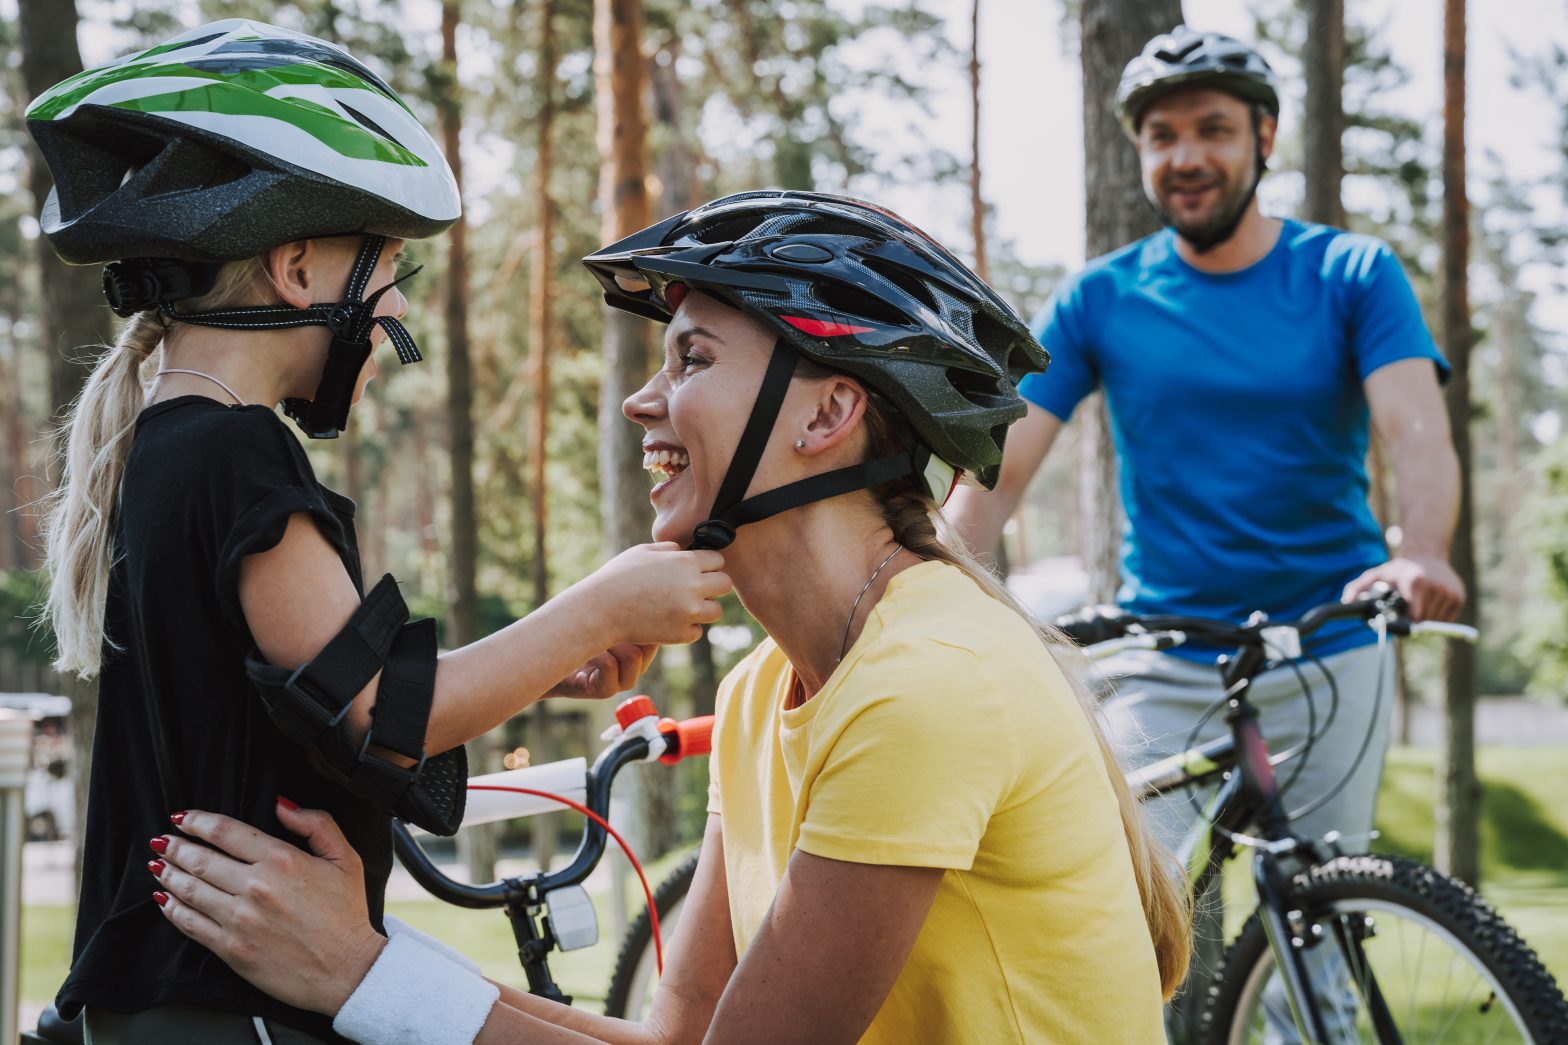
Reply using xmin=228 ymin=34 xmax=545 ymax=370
xmin=1253 ymin=850 xmax=1334 ymax=1044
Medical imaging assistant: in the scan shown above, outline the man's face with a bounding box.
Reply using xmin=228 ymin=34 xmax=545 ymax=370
xmin=1136 ymin=88 xmax=1276 ymax=248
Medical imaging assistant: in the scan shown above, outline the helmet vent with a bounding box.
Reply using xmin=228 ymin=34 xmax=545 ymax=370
xmin=945 ymin=366 xmax=1006 ymax=403
xmin=339 ymin=101 xmax=403 ymax=149
xmin=812 ymin=281 xmax=906 ymax=327
xmin=859 ymin=254 xmax=938 ymax=313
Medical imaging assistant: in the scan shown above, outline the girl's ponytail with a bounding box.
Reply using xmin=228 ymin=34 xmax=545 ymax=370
xmin=41 ymin=312 xmax=165 ymax=677
xmin=41 ymin=258 xmax=271 ymax=677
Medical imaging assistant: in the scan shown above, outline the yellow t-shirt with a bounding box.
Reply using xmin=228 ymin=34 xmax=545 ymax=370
xmin=708 ymin=561 xmax=1165 ymax=1044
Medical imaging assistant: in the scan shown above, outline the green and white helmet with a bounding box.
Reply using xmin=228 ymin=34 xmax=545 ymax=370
xmin=26 ymin=18 xmax=460 ymax=266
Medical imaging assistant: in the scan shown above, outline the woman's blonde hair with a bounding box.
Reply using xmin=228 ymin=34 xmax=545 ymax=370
xmin=41 ymin=258 xmax=271 ymax=678
xmin=855 ymin=396 xmax=1194 ymax=1001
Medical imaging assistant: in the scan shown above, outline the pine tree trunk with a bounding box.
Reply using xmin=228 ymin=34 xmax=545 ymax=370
xmin=0 ymin=353 xmax=33 ymax=572
xmin=439 ymin=0 xmax=495 ymax=882
xmin=529 ymin=0 xmax=557 ymax=612
xmin=1302 ymin=0 xmax=1346 ymax=228
xmin=18 ymin=0 xmax=106 ymax=420
xmin=441 ymin=2 xmax=479 ymax=650
xmin=969 ymin=0 xmax=988 ymax=283
xmin=595 ymin=0 xmax=653 ymax=559
xmin=1078 ymin=0 xmax=1181 ymax=602
xmin=1437 ymin=0 xmax=1479 ymax=887
xmin=526 ymin=0 xmax=560 ymax=873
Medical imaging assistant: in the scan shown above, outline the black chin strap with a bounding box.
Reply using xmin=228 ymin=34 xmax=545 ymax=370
xmin=687 ymin=339 xmax=923 ymax=551
xmin=159 ymin=235 xmax=424 ymax=439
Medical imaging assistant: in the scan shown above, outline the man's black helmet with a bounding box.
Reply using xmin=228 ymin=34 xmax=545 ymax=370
xmin=1115 ymin=26 xmax=1280 ymax=138
xmin=583 ymin=190 xmax=1047 ymax=492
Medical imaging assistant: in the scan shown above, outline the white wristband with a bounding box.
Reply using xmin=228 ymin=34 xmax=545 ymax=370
xmin=333 ymin=933 xmax=499 ymax=1045
xmin=382 ymin=914 xmax=484 ymax=975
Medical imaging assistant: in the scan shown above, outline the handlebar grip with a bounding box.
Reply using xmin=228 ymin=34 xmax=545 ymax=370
xmin=1054 ymin=605 xmax=1130 ymax=646
xmin=658 ymin=715 xmax=715 ymax=764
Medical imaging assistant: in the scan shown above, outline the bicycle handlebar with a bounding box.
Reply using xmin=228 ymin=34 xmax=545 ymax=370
xmin=1061 ymin=587 xmax=1478 ymax=654
xmin=392 ymin=700 xmax=713 ymax=908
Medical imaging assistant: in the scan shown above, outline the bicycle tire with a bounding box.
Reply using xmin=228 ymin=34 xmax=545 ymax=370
xmin=602 ymin=849 xmax=700 ymax=1019
xmin=1199 ymin=854 xmax=1568 ymax=1044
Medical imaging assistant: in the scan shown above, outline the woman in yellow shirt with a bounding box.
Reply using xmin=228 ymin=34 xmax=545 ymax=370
xmin=151 ymin=191 xmax=1189 ymax=1044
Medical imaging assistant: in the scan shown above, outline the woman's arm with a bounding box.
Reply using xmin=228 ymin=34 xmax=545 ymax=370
xmin=701 ymin=851 xmax=941 ymax=1044
xmin=155 ymin=805 xmax=738 ymax=1043
xmin=241 ymin=514 xmax=730 ymax=752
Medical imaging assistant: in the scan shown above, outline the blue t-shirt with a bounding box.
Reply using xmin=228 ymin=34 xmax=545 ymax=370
xmin=1019 ymin=220 xmax=1448 ymax=659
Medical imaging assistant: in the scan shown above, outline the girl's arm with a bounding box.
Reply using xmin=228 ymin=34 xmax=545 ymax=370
xmin=240 ymin=513 xmax=729 ymax=752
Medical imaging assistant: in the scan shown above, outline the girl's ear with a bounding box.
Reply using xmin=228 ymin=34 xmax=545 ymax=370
xmin=264 ymin=240 xmax=316 ymax=309
xmin=797 ymin=375 xmax=869 ymax=455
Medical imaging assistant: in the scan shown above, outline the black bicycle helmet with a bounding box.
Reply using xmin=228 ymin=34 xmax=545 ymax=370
xmin=26 ymin=19 xmax=460 ymax=438
xmin=583 ymin=190 xmax=1047 ymax=550
xmin=1115 ymin=25 xmax=1280 ymax=138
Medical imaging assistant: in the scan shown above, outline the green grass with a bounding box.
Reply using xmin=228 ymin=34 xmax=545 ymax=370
xmin=22 ymin=747 xmax=1568 ymax=1016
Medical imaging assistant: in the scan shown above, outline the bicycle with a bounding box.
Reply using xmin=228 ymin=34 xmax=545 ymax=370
xmin=601 ymin=591 xmax=1568 ymax=1043
xmin=1058 ymin=590 xmax=1568 ymax=1043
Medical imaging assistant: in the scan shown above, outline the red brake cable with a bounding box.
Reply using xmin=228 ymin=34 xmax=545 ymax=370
xmin=465 ymin=783 xmax=664 ymax=974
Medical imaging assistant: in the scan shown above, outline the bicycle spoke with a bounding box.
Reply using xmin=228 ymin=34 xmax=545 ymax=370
xmin=1429 ymin=972 xmax=1473 ymax=1044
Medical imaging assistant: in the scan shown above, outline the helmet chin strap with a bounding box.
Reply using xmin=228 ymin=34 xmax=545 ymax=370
xmin=156 ymin=235 xmax=425 ymax=438
xmin=686 ymin=338 xmax=925 ymax=551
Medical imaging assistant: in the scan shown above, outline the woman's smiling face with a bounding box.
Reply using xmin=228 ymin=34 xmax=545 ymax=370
xmin=622 ymin=290 xmax=794 ymax=546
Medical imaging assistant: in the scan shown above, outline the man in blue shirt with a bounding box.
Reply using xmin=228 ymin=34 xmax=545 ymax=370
xmin=949 ymin=26 xmax=1465 ymax=1040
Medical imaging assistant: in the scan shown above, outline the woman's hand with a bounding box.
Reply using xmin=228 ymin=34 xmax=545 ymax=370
xmin=577 ymin=543 xmax=731 ymax=646
xmin=152 ymin=799 xmax=386 ymax=1017
xmin=548 ymin=642 xmax=659 ymax=700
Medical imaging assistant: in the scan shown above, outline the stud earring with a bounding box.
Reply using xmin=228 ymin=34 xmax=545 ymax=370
xmin=795 ymin=439 xmax=806 ymax=450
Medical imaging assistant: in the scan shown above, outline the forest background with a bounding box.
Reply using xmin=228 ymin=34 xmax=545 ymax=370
xmin=2 ymin=0 xmax=1566 ymax=956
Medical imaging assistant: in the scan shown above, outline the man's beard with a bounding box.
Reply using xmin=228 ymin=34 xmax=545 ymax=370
xmin=1149 ymin=150 xmax=1265 ymax=254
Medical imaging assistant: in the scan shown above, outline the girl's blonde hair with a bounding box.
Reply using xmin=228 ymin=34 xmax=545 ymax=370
xmin=41 ymin=258 xmax=271 ymax=678
xmin=856 ymin=397 xmax=1194 ymax=1001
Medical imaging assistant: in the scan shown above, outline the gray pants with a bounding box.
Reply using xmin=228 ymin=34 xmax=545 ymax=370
xmin=1096 ymin=643 xmax=1396 ymax=1043
xmin=84 ymin=1005 xmax=334 ymax=1045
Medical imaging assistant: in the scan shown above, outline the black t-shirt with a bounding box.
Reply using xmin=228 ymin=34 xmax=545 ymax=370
xmin=57 ymin=397 xmax=389 ymax=1041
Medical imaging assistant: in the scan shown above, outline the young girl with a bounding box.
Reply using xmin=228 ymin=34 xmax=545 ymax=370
xmin=151 ymin=191 xmax=1190 ymax=1044
xmin=29 ymin=21 xmax=727 ymax=1043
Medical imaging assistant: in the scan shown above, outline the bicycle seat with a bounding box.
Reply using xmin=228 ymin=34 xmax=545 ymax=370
xmin=21 ymin=1003 xmax=85 ymax=1045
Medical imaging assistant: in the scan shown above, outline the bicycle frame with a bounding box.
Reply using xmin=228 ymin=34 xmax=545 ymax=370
xmin=1115 ymin=630 xmax=1402 ymax=1043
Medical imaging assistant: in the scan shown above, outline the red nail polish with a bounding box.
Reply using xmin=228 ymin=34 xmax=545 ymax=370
xmin=169 ymin=811 xmax=187 ymax=826
xmin=276 ymin=795 xmax=300 ymax=811
xmin=149 ymin=836 xmax=168 ymax=854
xmin=148 ymin=860 xmax=165 ymax=876
xmin=153 ymin=891 xmax=169 ymax=907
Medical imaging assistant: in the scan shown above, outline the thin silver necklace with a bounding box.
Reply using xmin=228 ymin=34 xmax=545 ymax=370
xmin=155 ymin=368 xmax=245 ymax=406
xmin=837 ymin=544 xmax=904 ymax=664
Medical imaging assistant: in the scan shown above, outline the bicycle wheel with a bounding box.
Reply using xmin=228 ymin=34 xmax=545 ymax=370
xmin=1200 ymin=854 xmax=1568 ymax=1044
xmin=602 ymin=849 xmax=700 ymax=1020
